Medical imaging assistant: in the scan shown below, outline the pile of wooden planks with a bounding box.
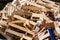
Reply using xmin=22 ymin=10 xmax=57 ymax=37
xmin=0 ymin=0 xmax=60 ymax=40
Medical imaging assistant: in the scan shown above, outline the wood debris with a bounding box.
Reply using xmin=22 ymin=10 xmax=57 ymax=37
xmin=0 ymin=0 xmax=60 ymax=40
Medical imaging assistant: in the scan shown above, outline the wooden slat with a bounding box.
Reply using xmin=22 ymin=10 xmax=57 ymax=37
xmin=5 ymin=29 xmax=32 ymax=40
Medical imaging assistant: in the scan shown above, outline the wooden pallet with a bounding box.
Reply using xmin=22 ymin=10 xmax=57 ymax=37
xmin=4 ymin=15 xmax=36 ymax=40
xmin=5 ymin=23 xmax=34 ymax=40
xmin=0 ymin=0 xmax=59 ymax=40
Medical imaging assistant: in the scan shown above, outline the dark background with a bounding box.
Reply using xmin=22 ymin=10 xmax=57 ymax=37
xmin=0 ymin=0 xmax=13 ymax=10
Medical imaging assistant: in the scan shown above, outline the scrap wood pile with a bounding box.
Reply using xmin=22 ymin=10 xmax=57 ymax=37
xmin=0 ymin=0 xmax=60 ymax=40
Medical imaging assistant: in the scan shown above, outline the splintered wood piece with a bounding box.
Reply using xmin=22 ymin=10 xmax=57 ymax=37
xmin=8 ymin=23 xmax=35 ymax=36
xmin=5 ymin=29 xmax=32 ymax=40
xmin=13 ymin=15 xmax=36 ymax=25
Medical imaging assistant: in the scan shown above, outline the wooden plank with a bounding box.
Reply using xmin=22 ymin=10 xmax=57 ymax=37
xmin=8 ymin=23 xmax=35 ymax=36
xmin=13 ymin=15 xmax=36 ymax=25
xmin=9 ymin=20 xmax=25 ymax=24
xmin=5 ymin=29 xmax=32 ymax=40
xmin=26 ymin=1 xmax=45 ymax=9
xmin=36 ymin=0 xmax=57 ymax=9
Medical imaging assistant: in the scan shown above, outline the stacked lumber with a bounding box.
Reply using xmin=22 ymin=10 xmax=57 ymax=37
xmin=0 ymin=0 xmax=60 ymax=40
